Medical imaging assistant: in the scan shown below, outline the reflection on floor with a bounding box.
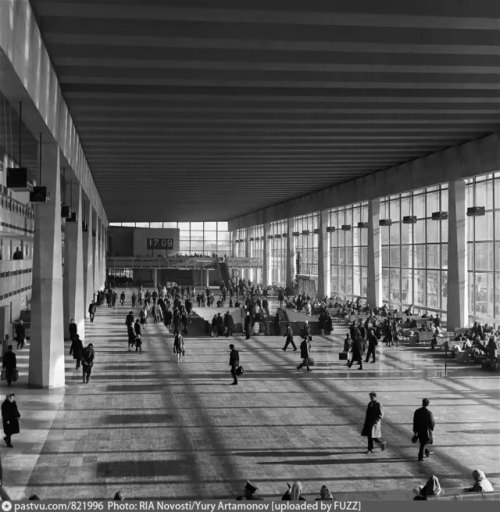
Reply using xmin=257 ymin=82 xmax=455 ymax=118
xmin=2 ymin=299 xmax=499 ymax=500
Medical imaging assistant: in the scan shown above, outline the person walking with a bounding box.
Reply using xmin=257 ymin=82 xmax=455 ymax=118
xmin=347 ymin=334 xmax=363 ymax=370
xmin=282 ymin=324 xmax=297 ymax=351
xmin=229 ymin=344 xmax=240 ymax=385
xmin=2 ymin=345 xmax=17 ymax=387
xmin=413 ymin=398 xmax=435 ymax=461
xmin=173 ymin=333 xmax=185 ymax=363
xmin=88 ymin=301 xmax=97 ymax=322
xmin=297 ymin=336 xmax=311 ymax=371
xmin=15 ymin=321 xmax=25 ymax=350
xmin=244 ymin=312 xmax=251 ymax=340
xmin=68 ymin=318 xmax=78 ymax=342
xmin=361 ymin=392 xmax=386 ymax=454
xmin=365 ymin=329 xmax=378 ymax=363
xmin=2 ymin=393 xmax=21 ymax=448
xmin=69 ymin=334 xmax=84 ymax=369
xmin=80 ymin=343 xmax=95 ymax=384
xmin=126 ymin=311 xmax=135 ymax=350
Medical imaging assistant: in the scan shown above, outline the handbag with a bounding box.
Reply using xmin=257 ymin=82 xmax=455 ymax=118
xmin=339 ymin=352 xmax=348 ymax=360
xmin=411 ymin=434 xmax=419 ymax=444
xmin=307 ymin=357 xmax=315 ymax=366
xmin=236 ymin=365 xmax=244 ymax=376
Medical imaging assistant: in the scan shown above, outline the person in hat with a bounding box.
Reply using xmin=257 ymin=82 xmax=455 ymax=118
xmin=413 ymin=475 xmax=442 ymax=500
xmin=361 ymin=392 xmax=386 ymax=454
xmin=413 ymin=398 xmax=435 ymax=461
xmin=2 ymin=393 xmax=21 ymax=448
xmin=463 ymin=469 xmax=494 ymax=493
xmin=80 ymin=343 xmax=95 ymax=384
xmin=69 ymin=334 xmax=84 ymax=369
xmin=236 ymin=481 xmax=262 ymax=500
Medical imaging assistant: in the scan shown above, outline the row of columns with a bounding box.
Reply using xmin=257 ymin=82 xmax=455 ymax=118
xmin=28 ymin=145 xmax=107 ymax=388
xmin=257 ymin=179 xmax=467 ymax=331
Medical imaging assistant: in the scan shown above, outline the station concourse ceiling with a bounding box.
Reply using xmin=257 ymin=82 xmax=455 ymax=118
xmin=28 ymin=0 xmax=500 ymax=223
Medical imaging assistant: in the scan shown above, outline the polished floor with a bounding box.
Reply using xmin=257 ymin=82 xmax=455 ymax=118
xmin=2 ymin=297 xmax=499 ymax=501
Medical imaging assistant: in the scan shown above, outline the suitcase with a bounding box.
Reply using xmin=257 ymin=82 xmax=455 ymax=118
xmin=339 ymin=352 xmax=348 ymax=360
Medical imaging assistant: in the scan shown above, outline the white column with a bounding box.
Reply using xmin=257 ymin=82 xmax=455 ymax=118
xmin=367 ymin=198 xmax=382 ymax=308
xmin=93 ymin=219 xmax=99 ymax=295
xmin=63 ymin=183 xmax=85 ymax=340
xmin=263 ymin=223 xmax=271 ymax=287
xmin=285 ymin=218 xmax=295 ymax=291
xmin=447 ymin=179 xmax=468 ymax=329
xmin=29 ymin=144 xmax=65 ymax=388
xmin=83 ymin=202 xmax=94 ymax=319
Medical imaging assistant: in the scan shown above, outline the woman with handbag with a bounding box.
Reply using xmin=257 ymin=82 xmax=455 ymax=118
xmin=2 ymin=393 xmax=21 ymax=448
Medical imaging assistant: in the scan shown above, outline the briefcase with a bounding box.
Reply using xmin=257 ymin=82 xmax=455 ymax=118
xmin=12 ymin=369 xmax=19 ymax=382
xmin=339 ymin=352 xmax=348 ymax=360
xmin=236 ymin=366 xmax=244 ymax=376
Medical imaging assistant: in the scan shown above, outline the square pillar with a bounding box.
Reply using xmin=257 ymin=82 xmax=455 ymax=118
xmin=286 ymin=218 xmax=295 ymax=291
xmin=63 ymin=183 xmax=85 ymax=340
xmin=29 ymin=144 xmax=65 ymax=388
xmin=263 ymin=223 xmax=271 ymax=287
xmin=83 ymin=202 xmax=94 ymax=319
xmin=367 ymin=198 xmax=382 ymax=308
xmin=447 ymin=179 xmax=468 ymax=329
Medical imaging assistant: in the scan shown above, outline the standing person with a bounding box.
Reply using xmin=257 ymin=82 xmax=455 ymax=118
xmin=224 ymin=311 xmax=234 ymax=337
xmin=229 ymin=344 xmax=240 ymax=385
xmin=2 ymin=345 xmax=17 ymax=387
xmin=69 ymin=334 xmax=84 ymax=370
xmin=296 ymin=336 xmax=311 ymax=371
xmin=120 ymin=291 xmax=125 ymax=306
xmin=131 ymin=292 xmax=137 ymax=308
xmin=282 ymin=324 xmax=297 ymax=351
xmin=80 ymin=343 xmax=95 ymax=384
xmin=244 ymin=312 xmax=251 ymax=340
xmin=2 ymin=393 xmax=20 ymax=448
xmin=361 ymin=392 xmax=387 ymax=454
xmin=365 ymin=329 xmax=379 ymax=363
xmin=88 ymin=301 xmax=97 ymax=323
xmin=15 ymin=321 xmax=25 ymax=350
xmin=126 ymin=311 xmax=135 ymax=350
xmin=173 ymin=333 xmax=185 ymax=363
xmin=347 ymin=334 xmax=363 ymax=370
xmin=413 ymin=398 xmax=435 ymax=461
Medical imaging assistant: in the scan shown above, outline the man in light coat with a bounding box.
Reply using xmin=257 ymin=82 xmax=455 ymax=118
xmin=362 ymin=392 xmax=387 ymax=454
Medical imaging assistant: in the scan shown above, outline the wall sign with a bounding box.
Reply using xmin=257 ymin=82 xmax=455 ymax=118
xmin=147 ymin=238 xmax=173 ymax=249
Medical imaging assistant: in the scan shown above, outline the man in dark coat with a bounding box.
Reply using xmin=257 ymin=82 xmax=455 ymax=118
xmin=244 ymin=312 xmax=251 ymax=340
xmin=80 ymin=343 xmax=95 ymax=384
xmin=126 ymin=311 xmax=135 ymax=350
xmin=362 ymin=392 xmax=386 ymax=454
xmin=297 ymin=337 xmax=311 ymax=371
xmin=68 ymin=318 xmax=78 ymax=342
xmin=69 ymin=334 xmax=84 ymax=369
xmin=88 ymin=301 xmax=97 ymax=322
xmin=15 ymin=321 xmax=25 ymax=350
xmin=413 ymin=398 xmax=435 ymax=461
xmin=347 ymin=335 xmax=363 ymax=370
xmin=229 ymin=344 xmax=240 ymax=385
xmin=2 ymin=393 xmax=20 ymax=448
xmin=2 ymin=345 xmax=17 ymax=387
xmin=224 ymin=311 xmax=234 ymax=337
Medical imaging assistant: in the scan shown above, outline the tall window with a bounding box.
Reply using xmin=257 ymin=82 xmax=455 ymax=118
xmin=381 ymin=185 xmax=448 ymax=316
xmin=270 ymin=220 xmax=287 ymax=286
xmin=294 ymin=213 xmax=319 ymax=276
xmin=466 ymin=172 xmax=500 ymax=324
xmin=329 ymin=202 xmax=368 ymax=300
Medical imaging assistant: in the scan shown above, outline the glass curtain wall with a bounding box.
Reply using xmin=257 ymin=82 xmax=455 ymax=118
xmin=270 ymin=219 xmax=287 ymax=286
xmin=380 ymin=185 xmax=448 ymax=317
xmin=329 ymin=202 xmax=368 ymax=300
xmin=248 ymin=225 xmax=264 ymax=283
xmin=466 ymin=172 xmax=500 ymax=324
xmin=109 ymin=221 xmax=230 ymax=256
xmin=293 ymin=213 xmax=319 ymax=276
xmin=233 ymin=228 xmax=247 ymax=258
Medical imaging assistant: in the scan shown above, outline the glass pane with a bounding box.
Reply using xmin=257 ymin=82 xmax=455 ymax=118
xmin=413 ymin=194 xmax=425 ymax=218
xmin=495 ymin=177 xmax=500 ymax=209
xmin=360 ymin=246 xmax=368 ymax=267
xmin=401 ymin=223 xmax=412 ymax=244
xmin=390 ymin=246 xmax=400 ymax=267
xmin=390 ymin=268 xmax=400 ymax=302
xmin=427 ymin=244 xmax=440 ymax=269
xmin=427 ymin=270 xmax=439 ymax=308
xmin=441 ymin=271 xmax=447 ymax=310
xmin=401 ymin=196 xmax=411 ymax=216
xmin=441 ymin=244 xmax=448 ymax=270
xmin=415 ymin=245 xmax=426 ymax=268
xmin=390 ymin=198 xmax=400 ymax=220
xmin=382 ymin=246 xmax=390 ymax=267
xmin=474 ymin=242 xmax=494 ymax=271
xmin=217 ymin=221 xmax=228 ymax=231
xmin=426 ymin=219 xmax=439 ymax=243
xmin=401 ymin=245 xmax=412 ymax=268
xmin=390 ymin=223 xmax=400 ymax=244
xmin=414 ymin=219 xmax=425 ymax=243
xmin=467 ymin=216 xmax=475 ymax=242
xmin=382 ymin=268 xmax=390 ymax=301
xmin=496 ymin=272 xmax=500 ymax=320
xmin=345 ymin=267 xmax=353 ymax=295
xmin=475 ymin=180 xmax=494 ymax=210
xmin=381 ymin=224 xmax=390 ymax=245
xmin=345 ymin=247 xmax=353 ymax=265
xmin=402 ymin=268 xmax=413 ymax=304
xmin=427 ymin=192 xmax=439 ymax=214
xmin=414 ymin=269 xmax=426 ymax=306
xmin=474 ymin=212 xmax=494 ymax=241
xmin=474 ymin=272 xmax=494 ymax=318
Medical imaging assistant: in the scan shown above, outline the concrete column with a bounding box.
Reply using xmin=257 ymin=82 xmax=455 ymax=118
xmin=367 ymin=198 xmax=382 ymax=308
xmin=153 ymin=268 xmax=158 ymax=288
xmin=29 ymin=144 xmax=65 ymax=388
xmin=317 ymin=209 xmax=330 ymax=299
xmin=63 ymin=183 xmax=85 ymax=340
xmin=286 ymin=218 xmax=295 ymax=291
xmin=244 ymin=230 xmax=251 ymax=282
xmin=263 ymin=223 xmax=271 ymax=287
xmin=83 ymin=202 xmax=94 ymax=317
xmin=447 ymin=179 xmax=468 ymax=329
xmin=93 ymin=219 xmax=99 ymax=296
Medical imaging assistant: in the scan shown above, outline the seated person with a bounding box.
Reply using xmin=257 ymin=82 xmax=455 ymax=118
xmin=282 ymin=481 xmax=305 ymax=501
xmin=463 ymin=469 xmax=494 ymax=493
xmin=236 ymin=481 xmax=263 ymax=500
xmin=413 ymin=475 xmax=442 ymax=500
xmin=315 ymin=485 xmax=334 ymax=500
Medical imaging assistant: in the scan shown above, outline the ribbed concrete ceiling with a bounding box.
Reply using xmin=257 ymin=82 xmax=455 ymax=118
xmin=29 ymin=0 xmax=500 ymax=222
